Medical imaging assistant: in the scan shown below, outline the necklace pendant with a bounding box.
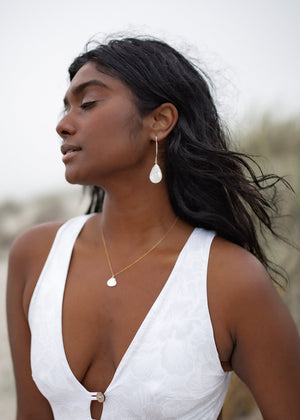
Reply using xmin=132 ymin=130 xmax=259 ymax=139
xmin=107 ymin=277 xmax=117 ymax=287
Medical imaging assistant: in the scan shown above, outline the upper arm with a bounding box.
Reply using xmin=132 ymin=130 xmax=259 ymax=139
xmin=6 ymin=224 xmax=61 ymax=419
xmin=232 ymin=271 xmax=300 ymax=419
xmin=212 ymin=240 xmax=300 ymax=419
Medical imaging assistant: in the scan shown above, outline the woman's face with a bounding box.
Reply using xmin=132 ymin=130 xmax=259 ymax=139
xmin=56 ymin=62 xmax=150 ymax=187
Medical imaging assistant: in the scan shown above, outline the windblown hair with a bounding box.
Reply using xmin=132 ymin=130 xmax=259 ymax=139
xmin=69 ymin=36 xmax=290 ymax=284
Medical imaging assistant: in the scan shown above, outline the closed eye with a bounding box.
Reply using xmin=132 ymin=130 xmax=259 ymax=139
xmin=80 ymin=101 xmax=97 ymax=110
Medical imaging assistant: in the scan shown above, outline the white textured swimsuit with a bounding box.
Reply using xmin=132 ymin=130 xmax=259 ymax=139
xmin=28 ymin=215 xmax=231 ymax=420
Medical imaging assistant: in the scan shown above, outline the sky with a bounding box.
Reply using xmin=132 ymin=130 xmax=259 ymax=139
xmin=0 ymin=0 xmax=299 ymax=203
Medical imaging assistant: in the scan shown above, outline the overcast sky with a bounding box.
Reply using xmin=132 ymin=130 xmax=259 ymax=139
xmin=1 ymin=0 xmax=299 ymax=203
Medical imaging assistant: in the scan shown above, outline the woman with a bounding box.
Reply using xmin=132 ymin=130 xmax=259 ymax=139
xmin=7 ymin=37 xmax=300 ymax=420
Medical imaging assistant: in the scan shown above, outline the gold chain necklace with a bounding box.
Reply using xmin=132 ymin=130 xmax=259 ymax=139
xmin=100 ymin=217 xmax=178 ymax=287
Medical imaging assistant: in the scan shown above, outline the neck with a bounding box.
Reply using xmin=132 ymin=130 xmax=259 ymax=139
xmin=100 ymin=180 xmax=177 ymax=244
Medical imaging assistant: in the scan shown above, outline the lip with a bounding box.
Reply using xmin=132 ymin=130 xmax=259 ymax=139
xmin=61 ymin=143 xmax=81 ymax=163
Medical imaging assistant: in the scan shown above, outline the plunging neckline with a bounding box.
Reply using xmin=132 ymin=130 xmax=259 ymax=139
xmin=59 ymin=216 xmax=196 ymax=415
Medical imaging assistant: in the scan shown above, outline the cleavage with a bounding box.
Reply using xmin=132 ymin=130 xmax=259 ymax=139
xmin=61 ymin=259 xmax=173 ymax=392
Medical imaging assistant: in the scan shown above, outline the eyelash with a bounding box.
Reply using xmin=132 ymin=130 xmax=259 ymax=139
xmin=80 ymin=101 xmax=96 ymax=110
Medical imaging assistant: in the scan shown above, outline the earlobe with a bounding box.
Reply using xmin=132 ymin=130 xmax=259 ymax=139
xmin=151 ymin=103 xmax=178 ymax=141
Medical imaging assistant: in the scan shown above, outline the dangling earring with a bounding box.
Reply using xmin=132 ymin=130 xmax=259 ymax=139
xmin=149 ymin=135 xmax=163 ymax=184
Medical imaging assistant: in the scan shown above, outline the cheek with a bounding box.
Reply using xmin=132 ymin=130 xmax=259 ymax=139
xmin=107 ymin=101 xmax=142 ymax=134
xmin=87 ymin=103 xmax=143 ymax=151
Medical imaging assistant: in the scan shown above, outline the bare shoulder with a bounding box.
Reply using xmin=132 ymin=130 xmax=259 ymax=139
xmin=8 ymin=221 xmax=64 ymax=316
xmin=209 ymin=237 xmax=300 ymax=418
xmin=208 ymin=235 xmax=292 ymax=336
xmin=207 ymin=236 xmax=277 ymax=366
xmin=209 ymin=236 xmax=277 ymax=302
xmin=209 ymin=233 xmax=298 ymax=334
xmin=6 ymin=222 xmax=62 ymax=419
xmin=9 ymin=221 xmax=64 ymax=266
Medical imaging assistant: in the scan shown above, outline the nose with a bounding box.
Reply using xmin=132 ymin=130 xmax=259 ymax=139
xmin=56 ymin=114 xmax=76 ymax=139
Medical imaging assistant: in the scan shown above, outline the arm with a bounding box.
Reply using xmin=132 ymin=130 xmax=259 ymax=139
xmin=231 ymin=265 xmax=300 ymax=419
xmin=209 ymin=238 xmax=300 ymax=419
xmin=7 ymin=225 xmax=60 ymax=420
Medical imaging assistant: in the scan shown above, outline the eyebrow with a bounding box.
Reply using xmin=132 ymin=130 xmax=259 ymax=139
xmin=63 ymin=79 xmax=109 ymax=107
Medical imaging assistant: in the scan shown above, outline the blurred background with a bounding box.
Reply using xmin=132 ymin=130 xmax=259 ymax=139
xmin=1 ymin=0 xmax=299 ymax=418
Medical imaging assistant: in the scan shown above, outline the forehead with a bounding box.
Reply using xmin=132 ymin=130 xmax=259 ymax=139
xmin=70 ymin=62 xmax=106 ymax=85
xmin=65 ymin=62 xmax=133 ymax=100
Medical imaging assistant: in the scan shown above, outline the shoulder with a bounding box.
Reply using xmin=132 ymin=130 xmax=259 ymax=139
xmin=208 ymin=239 xmax=300 ymax=418
xmin=6 ymin=222 xmax=64 ymax=418
xmin=208 ymin=234 xmax=299 ymax=354
xmin=7 ymin=222 xmax=64 ymax=313
xmin=209 ymin=235 xmax=273 ymax=297
xmin=8 ymin=214 xmax=95 ymax=276
xmin=9 ymin=221 xmax=64 ymax=269
xmin=208 ymin=236 xmax=283 ymax=322
xmin=207 ymin=236 xmax=290 ymax=358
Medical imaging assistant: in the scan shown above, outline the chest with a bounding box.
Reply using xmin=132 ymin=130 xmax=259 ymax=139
xmin=30 ymin=257 xmax=228 ymax=416
xmin=28 ymin=219 xmax=231 ymax=419
xmin=62 ymin=250 xmax=176 ymax=392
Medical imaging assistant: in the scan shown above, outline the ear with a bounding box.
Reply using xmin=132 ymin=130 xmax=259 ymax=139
xmin=147 ymin=103 xmax=178 ymax=141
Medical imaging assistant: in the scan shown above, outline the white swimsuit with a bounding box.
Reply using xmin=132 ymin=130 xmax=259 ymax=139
xmin=29 ymin=214 xmax=231 ymax=420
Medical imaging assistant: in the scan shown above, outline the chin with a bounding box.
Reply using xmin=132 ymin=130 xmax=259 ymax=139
xmin=64 ymin=166 xmax=107 ymax=188
xmin=64 ymin=169 xmax=89 ymax=186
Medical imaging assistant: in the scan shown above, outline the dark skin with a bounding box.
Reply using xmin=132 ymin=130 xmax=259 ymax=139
xmin=7 ymin=63 xmax=300 ymax=420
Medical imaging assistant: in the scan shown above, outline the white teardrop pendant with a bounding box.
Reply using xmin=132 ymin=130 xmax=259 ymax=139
xmin=107 ymin=277 xmax=117 ymax=287
xmin=149 ymin=164 xmax=162 ymax=184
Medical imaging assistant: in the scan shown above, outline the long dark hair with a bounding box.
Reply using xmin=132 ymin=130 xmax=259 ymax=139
xmin=68 ymin=36 xmax=291 ymax=285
